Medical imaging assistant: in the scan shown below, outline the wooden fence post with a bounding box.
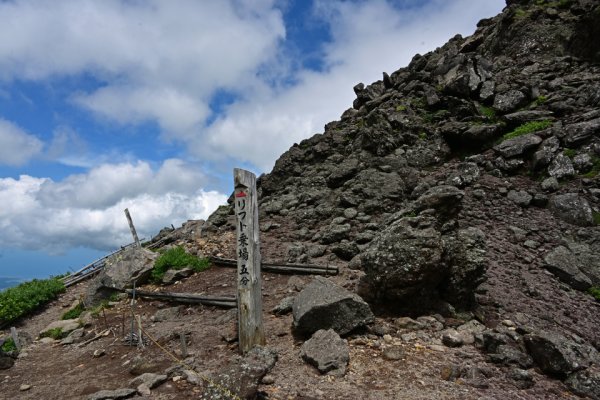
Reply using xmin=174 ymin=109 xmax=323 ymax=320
xmin=234 ymin=168 xmax=265 ymax=354
xmin=124 ymin=208 xmax=141 ymax=247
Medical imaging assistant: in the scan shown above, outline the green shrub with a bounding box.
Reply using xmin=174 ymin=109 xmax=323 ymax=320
xmin=152 ymin=246 xmax=210 ymax=282
xmin=588 ymin=286 xmax=600 ymax=301
xmin=0 ymin=277 xmax=65 ymax=327
xmin=479 ymin=105 xmax=496 ymax=120
xmin=41 ymin=327 xmax=63 ymax=340
xmin=395 ymin=105 xmax=406 ymax=112
xmin=502 ymin=120 xmax=553 ymax=141
xmin=593 ymin=211 xmax=600 ymax=226
xmin=582 ymin=157 xmax=600 ymax=178
xmin=535 ymin=95 xmax=548 ymax=105
xmin=62 ymin=303 xmax=84 ymax=320
xmin=1 ymin=337 xmax=17 ymax=352
xmin=563 ymin=148 xmax=576 ymax=159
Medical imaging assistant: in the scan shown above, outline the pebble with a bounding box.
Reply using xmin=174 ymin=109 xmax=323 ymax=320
xmin=19 ymin=384 xmax=31 ymax=391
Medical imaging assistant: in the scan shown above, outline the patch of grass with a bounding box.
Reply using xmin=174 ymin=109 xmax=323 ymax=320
xmin=479 ymin=105 xmax=496 ymax=118
xmin=563 ymin=148 xmax=576 ymax=159
xmin=1 ymin=337 xmax=17 ymax=353
xmin=502 ymin=120 xmax=553 ymax=141
xmin=535 ymin=95 xmax=548 ymax=106
xmin=588 ymin=286 xmax=600 ymax=301
xmin=0 ymin=277 xmax=65 ymax=327
xmin=41 ymin=327 xmax=64 ymax=340
xmin=581 ymin=156 xmax=600 ymax=178
xmin=514 ymin=7 xmax=529 ymax=19
xmin=62 ymin=303 xmax=85 ymax=320
xmin=593 ymin=211 xmax=600 ymax=226
xmin=418 ymin=131 xmax=428 ymax=140
xmin=395 ymin=105 xmax=406 ymax=112
xmin=151 ymin=246 xmax=211 ymax=283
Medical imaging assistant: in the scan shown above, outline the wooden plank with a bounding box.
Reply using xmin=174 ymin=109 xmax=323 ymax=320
xmin=210 ymin=256 xmax=338 ymax=275
xmin=123 ymin=289 xmax=237 ymax=308
xmin=124 ymin=208 xmax=141 ymax=247
xmin=234 ymin=168 xmax=265 ymax=354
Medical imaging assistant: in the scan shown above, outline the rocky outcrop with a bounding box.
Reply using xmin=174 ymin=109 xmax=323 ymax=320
xmin=293 ymin=277 xmax=374 ymax=336
xmin=85 ymin=247 xmax=157 ymax=305
xmin=300 ymin=329 xmax=349 ymax=376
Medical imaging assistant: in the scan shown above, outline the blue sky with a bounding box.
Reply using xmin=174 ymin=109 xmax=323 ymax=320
xmin=0 ymin=0 xmax=505 ymax=281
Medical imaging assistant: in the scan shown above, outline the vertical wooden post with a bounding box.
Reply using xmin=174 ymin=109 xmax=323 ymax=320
xmin=124 ymin=208 xmax=141 ymax=247
xmin=234 ymin=168 xmax=265 ymax=354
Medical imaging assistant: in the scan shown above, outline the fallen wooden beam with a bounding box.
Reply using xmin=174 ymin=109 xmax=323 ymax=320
xmin=209 ymin=256 xmax=338 ymax=276
xmin=123 ymin=289 xmax=237 ymax=308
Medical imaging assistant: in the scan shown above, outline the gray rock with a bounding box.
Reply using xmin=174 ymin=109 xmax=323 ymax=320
xmin=414 ymin=185 xmax=464 ymax=216
xmin=300 ymin=329 xmax=349 ymax=376
xmin=548 ymin=153 xmax=575 ymax=179
xmin=272 ymin=296 xmax=295 ymax=315
xmin=549 ymin=193 xmax=594 ymax=226
xmin=566 ymin=368 xmax=600 ymax=400
xmin=203 ymin=346 xmax=277 ymax=399
xmin=524 ymin=331 xmax=599 ymax=377
xmin=129 ymin=373 xmax=167 ymax=389
xmin=330 ymin=241 xmax=359 ymax=261
xmin=382 ymin=345 xmax=404 ymax=360
xmin=319 ymin=224 xmax=351 ymax=245
xmin=574 ymin=153 xmax=593 ymax=173
xmin=493 ymin=90 xmax=527 ymax=113
xmin=489 ymin=345 xmax=534 ymax=369
xmin=541 ymin=177 xmax=559 ymax=192
xmin=508 ymin=368 xmax=535 ymax=389
xmin=395 ymin=317 xmax=425 ymax=330
xmin=0 ymin=354 xmax=14 ymax=369
xmin=442 ymin=329 xmax=464 ymax=347
xmin=161 ymin=268 xmax=193 ymax=285
xmin=86 ymin=247 xmax=158 ymax=305
xmin=151 ymin=306 xmax=182 ymax=323
xmin=87 ymin=388 xmax=137 ymax=400
xmin=503 ymin=110 xmax=554 ymax=124
xmin=293 ymin=276 xmax=374 ymax=336
xmin=446 ymin=162 xmax=480 ymax=188
xmin=564 ymin=118 xmax=600 ymax=147
xmin=40 ymin=319 xmax=80 ymax=339
xmin=544 ymin=246 xmax=593 ymax=291
xmin=493 ymin=134 xmax=542 ymax=158
xmin=507 ymin=190 xmax=532 ymax=207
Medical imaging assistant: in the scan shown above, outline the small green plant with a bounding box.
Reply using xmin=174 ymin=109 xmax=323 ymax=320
xmin=514 ymin=7 xmax=529 ymax=19
xmin=418 ymin=131 xmax=428 ymax=140
xmin=502 ymin=120 xmax=553 ymax=141
xmin=563 ymin=148 xmax=576 ymax=159
xmin=62 ymin=303 xmax=85 ymax=320
xmin=151 ymin=246 xmax=211 ymax=282
xmin=588 ymin=286 xmax=600 ymax=301
xmin=395 ymin=105 xmax=406 ymax=112
xmin=581 ymin=156 xmax=600 ymax=178
xmin=0 ymin=277 xmax=65 ymax=327
xmin=478 ymin=105 xmax=497 ymax=120
xmin=41 ymin=327 xmax=63 ymax=340
xmin=1 ymin=337 xmax=17 ymax=352
xmin=593 ymin=211 xmax=600 ymax=226
xmin=535 ymin=95 xmax=548 ymax=106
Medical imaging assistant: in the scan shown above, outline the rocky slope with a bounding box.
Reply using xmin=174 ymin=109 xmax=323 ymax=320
xmin=200 ymin=0 xmax=600 ymax=396
xmin=2 ymin=0 xmax=600 ymax=399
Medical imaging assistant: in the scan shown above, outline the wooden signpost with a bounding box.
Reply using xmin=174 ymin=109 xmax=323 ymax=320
xmin=234 ymin=168 xmax=265 ymax=354
xmin=124 ymin=208 xmax=141 ymax=248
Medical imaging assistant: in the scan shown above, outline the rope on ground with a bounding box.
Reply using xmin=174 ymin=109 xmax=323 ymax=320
xmin=130 ymin=310 xmax=242 ymax=400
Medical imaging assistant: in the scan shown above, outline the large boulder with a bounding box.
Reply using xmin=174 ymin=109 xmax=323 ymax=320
xmin=301 ymin=329 xmax=350 ymax=376
xmin=524 ymin=331 xmax=599 ymax=378
xmin=293 ymin=277 xmax=374 ymax=336
xmin=543 ymin=244 xmax=599 ymax=291
xmin=566 ymin=368 xmax=600 ymax=400
xmin=85 ymin=247 xmax=158 ymax=306
xmin=549 ymin=193 xmax=594 ymax=227
xmin=493 ymin=134 xmax=542 ymax=158
xmin=360 ymin=215 xmax=445 ymax=305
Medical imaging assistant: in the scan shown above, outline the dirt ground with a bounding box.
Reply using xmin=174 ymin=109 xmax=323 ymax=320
xmin=0 ymin=254 xmax=582 ymax=400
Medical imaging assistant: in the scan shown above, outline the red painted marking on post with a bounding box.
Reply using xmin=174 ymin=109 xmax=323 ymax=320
xmin=235 ymin=191 xmax=247 ymax=198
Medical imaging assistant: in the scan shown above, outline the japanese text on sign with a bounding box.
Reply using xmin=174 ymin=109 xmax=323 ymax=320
xmin=237 ymin=190 xmax=250 ymax=286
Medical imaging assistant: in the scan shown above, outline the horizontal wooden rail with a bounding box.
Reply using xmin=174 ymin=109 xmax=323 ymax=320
xmin=124 ymin=289 xmax=237 ymax=308
xmin=209 ymin=256 xmax=338 ymax=276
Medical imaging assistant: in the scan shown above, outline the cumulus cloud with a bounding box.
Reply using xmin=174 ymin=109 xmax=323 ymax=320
xmin=0 ymin=0 xmax=285 ymax=138
xmin=0 ymin=118 xmax=44 ymax=166
xmin=0 ymin=160 xmax=227 ymax=252
xmin=198 ymin=0 xmax=506 ymax=171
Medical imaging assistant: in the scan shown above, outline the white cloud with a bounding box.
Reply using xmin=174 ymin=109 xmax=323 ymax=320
xmin=197 ymin=0 xmax=506 ymax=171
xmin=0 ymin=0 xmax=285 ymax=138
xmin=0 ymin=160 xmax=227 ymax=252
xmin=0 ymin=118 xmax=44 ymax=166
